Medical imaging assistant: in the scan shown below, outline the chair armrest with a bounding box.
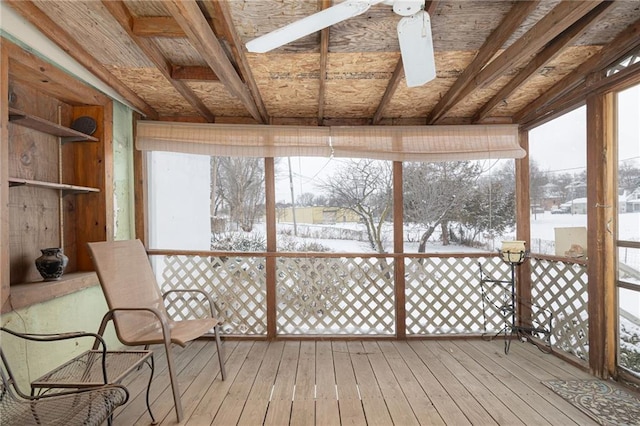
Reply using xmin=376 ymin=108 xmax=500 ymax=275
xmin=162 ymin=289 xmax=220 ymax=318
xmin=22 ymin=383 xmax=130 ymax=403
xmin=97 ymin=307 xmax=172 ymax=348
xmin=1 ymin=327 xmax=107 ymax=352
xmin=1 ymin=327 xmax=110 ymax=397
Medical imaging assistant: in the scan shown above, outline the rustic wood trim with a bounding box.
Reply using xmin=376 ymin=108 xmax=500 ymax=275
xmin=170 ymin=65 xmax=219 ymax=82
xmin=4 ymin=40 xmax=108 ymax=107
xmin=9 ymin=272 xmax=99 ymax=310
xmin=393 ymin=162 xmax=405 ymax=339
xmin=516 ymin=17 xmax=640 ymax=125
xmin=132 ymin=16 xmax=213 ymax=38
xmin=146 ymin=249 xmax=498 ymax=262
xmin=102 ymin=0 xmax=215 ymax=122
xmin=1 ymin=41 xmax=10 ymax=313
xmin=605 ymin=92 xmax=617 ymax=378
xmin=427 ymin=0 xmax=540 ymax=124
xmin=515 ymin=129 xmax=532 ymax=325
xmin=165 ymin=0 xmax=260 ymax=122
xmin=202 ymin=0 xmax=269 ymax=123
xmin=529 ymin=253 xmax=588 ymax=265
xmin=585 ymin=93 xmax=614 ymax=378
xmin=474 ymin=2 xmax=614 ymax=123
xmin=73 ymin=104 xmax=111 ymax=270
xmin=265 ymin=158 xmax=277 ymax=339
xmin=132 ymin=113 xmax=147 ymax=244
xmin=317 ymin=0 xmax=331 ymax=124
xmin=5 ymin=1 xmax=157 ymax=119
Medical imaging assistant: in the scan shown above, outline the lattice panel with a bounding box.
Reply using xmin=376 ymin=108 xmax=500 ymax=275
xmin=152 ymin=255 xmax=267 ymax=335
xmin=406 ymin=256 xmax=509 ymax=335
xmin=277 ymin=257 xmax=395 ymax=334
xmin=531 ymin=257 xmax=588 ymax=361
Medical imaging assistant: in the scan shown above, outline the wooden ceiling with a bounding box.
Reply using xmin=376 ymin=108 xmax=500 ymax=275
xmin=6 ymin=0 xmax=640 ymax=128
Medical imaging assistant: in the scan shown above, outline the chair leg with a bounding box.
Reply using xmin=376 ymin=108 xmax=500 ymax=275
xmin=164 ymin=344 xmax=184 ymax=422
xmin=214 ymin=325 xmax=226 ymax=381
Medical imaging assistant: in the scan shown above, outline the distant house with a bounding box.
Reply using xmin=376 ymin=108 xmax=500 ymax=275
xmin=540 ymin=182 xmax=564 ymax=210
xmin=565 ymin=181 xmax=587 ymax=200
xmin=621 ymin=188 xmax=640 ymax=213
xmin=277 ymin=206 xmax=360 ymax=224
xmin=562 ymin=198 xmax=588 ymax=214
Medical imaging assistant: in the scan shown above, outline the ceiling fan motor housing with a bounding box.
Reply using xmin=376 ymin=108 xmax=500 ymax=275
xmin=392 ymin=0 xmax=425 ymax=16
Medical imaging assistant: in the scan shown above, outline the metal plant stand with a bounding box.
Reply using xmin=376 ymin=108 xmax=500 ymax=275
xmin=479 ymin=248 xmax=553 ymax=354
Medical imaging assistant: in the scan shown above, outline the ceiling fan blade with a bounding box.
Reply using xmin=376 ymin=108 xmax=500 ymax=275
xmin=246 ymin=0 xmax=385 ymax=53
xmin=397 ymin=10 xmax=436 ymax=87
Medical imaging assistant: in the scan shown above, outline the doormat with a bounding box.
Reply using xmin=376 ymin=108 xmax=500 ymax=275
xmin=543 ymin=379 xmax=640 ymax=425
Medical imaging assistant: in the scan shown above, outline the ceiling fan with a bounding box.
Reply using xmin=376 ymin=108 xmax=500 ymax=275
xmin=245 ymin=0 xmax=436 ymax=87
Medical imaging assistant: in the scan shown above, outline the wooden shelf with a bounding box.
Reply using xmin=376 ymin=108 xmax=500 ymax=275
xmin=9 ymin=178 xmax=100 ymax=195
xmin=8 ymin=107 xmax=98 ymax=143
xmin=10 ymin=272 xmax=99 ymax=310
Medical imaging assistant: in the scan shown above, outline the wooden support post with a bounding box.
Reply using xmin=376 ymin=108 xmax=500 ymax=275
xmin=73 ymin=104 xmax=113 ymax=270
xmin=393 ymin=162 xmax=406 ymax=339
xmin=515 ymin=129 xmax=532 ymax=325
xmin=265 ymin=158 xmax=277 ymax=339
xmin=1 ymin=41 xmax=10 ymax=312
xmin=132 ymin=113 xmax=147 ymax=243
xmin=586 ymin=92 xmax=615 ymax=379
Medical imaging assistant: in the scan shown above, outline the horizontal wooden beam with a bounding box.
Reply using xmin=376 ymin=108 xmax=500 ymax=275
xmin=171 ymin=65 xmax=219 ymax=81
xmin=201 ymin=0 xmax=270 ymax=124
xmin=474 ymin=1 xmax=614 ymax=123
xmin=427 ymin=0 xmax=539 ymax=124
xmin=166 ymin=0 xmax=266 ymax=123
xmin=516 ymin=17 xmax=640 ymax=124
xmin=132 ymin=16 xmax=214 ymax=38
xmin=102 ymin=0 xmax=215 ymax=122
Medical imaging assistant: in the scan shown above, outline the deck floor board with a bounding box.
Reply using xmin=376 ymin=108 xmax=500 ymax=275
xmin=113 ymin=338 xmax=618 ymax=425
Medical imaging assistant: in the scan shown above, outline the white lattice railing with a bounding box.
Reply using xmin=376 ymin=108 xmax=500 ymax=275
xmin=148 ymin=251 xmax=589 ymax=352
xmin=150 ymin=254 xmax=267 ymax=335
xmin=531 ymin=255 xmax=589 ymax=361
xmin=277 ymin=256 xmax=395 ymax=334
xmin=405 ymin=255 xmax=510 ymax=335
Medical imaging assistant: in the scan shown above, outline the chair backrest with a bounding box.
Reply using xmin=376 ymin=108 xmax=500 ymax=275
xmin=88 ymin=240 xmax=168 ymax=343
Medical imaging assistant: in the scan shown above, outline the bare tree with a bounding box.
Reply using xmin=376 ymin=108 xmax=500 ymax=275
xmin=404 ymin=161 xmax=481 ymax=250
xmin=215 ymin=157 xmax=265 ymax=232
xmin=297 ymin=192 xmax=316 ymax=206
xmin=320 ymin=159 xmax=393 ymax=253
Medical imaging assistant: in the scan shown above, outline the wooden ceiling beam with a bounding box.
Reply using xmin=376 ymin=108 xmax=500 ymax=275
xmin=373 ymin=1 xmax=439 ymax=125
xmin=132 ymin=16 xmax=213 ymax=38
xmin=4 ymin=0 xmax=158 ymax=119
xmin=318 ymin=0 xmax=331 ymax=125
xmin=102 ymin=0 xmax=215 ymax=122
xmin=171 ymin=65 xmax=219 ymax=82
xmin=199 ymin=0 xmax=269 ymax=124
xmin=515 ymin=17 xmax=640 ymax=124
xmin=373 ymin=60 xmax=404 ymax=125
xmin=426 ymin=0 xmax=540 ymax=124
xmin=471 ymin=0 xmax=601 ymax=89
xmin=522 ymin=61 xmax=640 ymax=130
xmin=473 ymin=1 xmax=613 ymax=123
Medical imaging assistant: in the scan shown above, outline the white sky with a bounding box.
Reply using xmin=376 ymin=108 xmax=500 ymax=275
xmin=277 ymin=84 xmax=640 ymax=201
xmin=529 ymin=85 xmax=640 ymax=174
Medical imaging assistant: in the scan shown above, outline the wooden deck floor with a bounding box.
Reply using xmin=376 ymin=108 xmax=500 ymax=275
xmin=114 ymin=338 xmax=600 ymax=426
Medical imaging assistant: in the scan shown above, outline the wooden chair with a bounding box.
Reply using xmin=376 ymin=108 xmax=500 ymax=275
xmin=87 ymin=239 xmax=226 ymax=422
xmin=0 ymin=328 xmax=129 ymax=426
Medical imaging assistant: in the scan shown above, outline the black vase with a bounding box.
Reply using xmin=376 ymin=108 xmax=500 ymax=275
xmin=35 ymin=248 xmax=69 ymax=281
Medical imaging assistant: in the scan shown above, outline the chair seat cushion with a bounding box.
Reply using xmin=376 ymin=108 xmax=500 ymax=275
xmin=123 ymin=317 xmax=218 ymax=347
